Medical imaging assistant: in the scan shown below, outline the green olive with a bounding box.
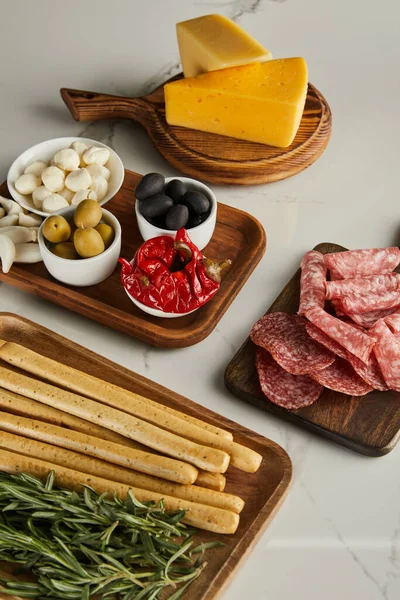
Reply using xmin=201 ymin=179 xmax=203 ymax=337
xmin=73 ymin=228 xmax=105 ymax=258
xmin=74 ymin=199 xmax=102 ymax=229
xmin=52 ymin=242 xmax=79 ymax=260
xmin=95 ymin=223 xmax=115 ymax=249
xmin=42 ymin=216 xmax=71 ymax=243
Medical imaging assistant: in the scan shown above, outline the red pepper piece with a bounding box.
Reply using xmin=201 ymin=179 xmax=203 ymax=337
xmin=119 ymin=229 xmax=231 ymax=313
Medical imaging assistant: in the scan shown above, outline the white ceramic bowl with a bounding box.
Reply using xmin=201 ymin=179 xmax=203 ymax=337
xmin=135 ymin=176 xmax=217 ymax=251
xmin=124 ymin=287 xmax=198 ymax=319
xmin=7 ymin=137 xmax=125 ymax=217
xmin=38 ymin=206 xmax=121 ymax=287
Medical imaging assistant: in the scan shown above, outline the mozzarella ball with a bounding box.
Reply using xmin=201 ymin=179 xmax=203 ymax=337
xmin=65 ymin=168 xmax=91 ymax=192
xmin=53 ymin=148 xmax=80 ymax=171
xmin=32 ymin=186 xmax=51 ymax=209
xmin=82 ymin=145 xmax=110 ymax=166
xmin=15 ymin=173 xmax=41 ymax=195
xmin=59 ymin=187 xmax=74 ymax=204
xmin=41 ymin=166 xmax=65 ymax=192
xmin=89 ymin=175 xmax=108 ymax=201
xmin=24 ymin=160 xmax=48 ymax=177
xmin=71 ymin=189 xmax=98 ymax=205
xmin=42 ymin=193 xmax=69 ymax=213
xmin=86 ymin=164 xmax=111 ymax=181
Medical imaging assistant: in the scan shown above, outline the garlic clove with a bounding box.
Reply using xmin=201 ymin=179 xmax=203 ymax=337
xmin=71 ymin=189 xmax=97 ymax=205
xmin=18 ymin=212 xmax=43 ymax=228
xmin=1 ymin=226 xmax=37 ymax=244
xmin=89 ymin=175 xmax=108 ymax=201
xmin=86 ymin=164 xmax=111 ymax=181
xmin=53 ymin=148 xmax=80 ymax=171
xmin=41 ymin=166 xmax=65 ymax=193
xmin=14 ymin=173 xmax=41 ymax=195
xmin=32 ymin=186 xmax=51 ymax=209
xmin=0 ymin=234 xmax=16 ymax=273
xmin=15 ymin=243 xmax=42 ymax=264
xmin=0 ymin=214 xmax=19 ymax=228
xmin=24 ymin=160 xmax=48 ymax=177
xmin=65 ymin=168 xmax=91 ymax=192
xmin=0 ymin=196 xmax=24 ymax=215
xmin=42 ymin=194 xmax=69 ymax=213
xmin=70 ymin=141 xmax=89 ymax=166
xmin=59 ymin=187 xmax=74 ymax=204
xmin=82 ymin=145 xmax=110 ymax=166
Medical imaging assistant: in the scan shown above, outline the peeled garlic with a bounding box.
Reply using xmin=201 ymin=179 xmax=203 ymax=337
xmin=41 ymin=166 xmax=65 ymax=193
xmin=0 ymin=214 xmax=19 ymax=228
xmin=1 ymin=226 xmax=37 ymax=244
xmin=19 ymin=212 xmax=43 ymax=227
xmin=65 ymin=168 xmax=91 ymax=192
xmin=71 ymin=189 xmax=98 ymax=205
xmin=59 ymin=187 xmax=74 ymax=204
xmin=42 ymin=193 xmax=69 ymax=213
xmin=0 ymin=197 xmax=24 ymax=216
xmin=32 ymin=186 xmax=51 ymax=209
xmin=53 ymin=148 xmax=80 ymax=171
xmin=15 ymin=243 xmax=42 ymax=264
xmin=89 ymin=175 xmax=108 ymax=201
xmin=86 ymin=164 xmax=111 ymax=181
xmin=15 ymin=173 xmax=41 ymax=195
xmin=0 ymin=235 xmax=16 ymax=273
xmin=70 ymin=141 xmax=88 ymax=166
xmin=82 ymin=145 xmax=110 ymax=166
xmin=24 ymin=160 xmax=48 ymax=177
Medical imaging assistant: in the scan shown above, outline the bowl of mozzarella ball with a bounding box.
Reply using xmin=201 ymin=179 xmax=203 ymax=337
xmin=7 ymin=137 xmax=124 ymax=217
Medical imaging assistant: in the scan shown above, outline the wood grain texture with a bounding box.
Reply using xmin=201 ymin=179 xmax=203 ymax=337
xmin=0 ymin=171 xmax=266 ymax=348
xmin=60 ymin=74 xmax=332 ymax=185
xmin=225 ymin=243 xmax=400 ymax=457
xmin=0 ymin=313 xmax=292 ymax=600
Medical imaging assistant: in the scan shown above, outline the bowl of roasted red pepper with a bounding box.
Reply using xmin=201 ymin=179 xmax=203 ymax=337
xmin=119 ymin=229 xmax=231 ymax=317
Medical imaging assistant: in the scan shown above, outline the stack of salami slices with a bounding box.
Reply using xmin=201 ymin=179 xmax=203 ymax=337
xmin=252 ymin=247 xmax=400 ymax=410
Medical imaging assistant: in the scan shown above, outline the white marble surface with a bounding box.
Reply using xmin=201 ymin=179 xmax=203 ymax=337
xmin=1 ymin=0 xmax=400 ymax=598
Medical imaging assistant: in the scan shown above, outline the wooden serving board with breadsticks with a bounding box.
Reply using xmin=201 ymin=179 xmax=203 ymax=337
xmin=0 ymin=313 xmax=291 ymax=600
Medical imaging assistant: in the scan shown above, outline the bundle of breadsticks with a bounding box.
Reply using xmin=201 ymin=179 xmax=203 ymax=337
xmin=0 ymin=340 xmax=262 ymax=534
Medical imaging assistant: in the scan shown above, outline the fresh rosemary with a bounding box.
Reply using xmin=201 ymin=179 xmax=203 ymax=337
xmin=0 ymin=471 xmax=223 ymax=599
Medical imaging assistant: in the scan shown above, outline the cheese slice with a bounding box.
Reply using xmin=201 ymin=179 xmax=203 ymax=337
xmin=164 ymin=58 xmax=308 ymax=148
xmin=176 ymin=14 xmax=272 ymax=78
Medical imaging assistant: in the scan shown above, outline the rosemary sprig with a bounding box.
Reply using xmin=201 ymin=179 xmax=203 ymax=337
xmin=0 ymin=471 xmax=223 ymax=599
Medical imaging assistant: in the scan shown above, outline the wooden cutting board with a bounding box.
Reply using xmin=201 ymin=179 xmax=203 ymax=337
xmin=225 ymin=242 xmax=400 ymax=457
xmin=0 ymin=171 xmax=266 ymax=348
xmin=61 ymin=75 xmax=332 ymax=185
xmin=0 ymin=312 xmax=292 ymax=600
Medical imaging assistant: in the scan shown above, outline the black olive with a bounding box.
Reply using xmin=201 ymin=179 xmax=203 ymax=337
xmin=165 ymin=204 xmax=189 ymax=230
xmin=140 ymin=194 xmax=173 ymax=218
xmin=165 ymin=179 xmax=186 ymax=204
xmin=200 ymin=210 xmax=211 ymax=223
xmin=135 ymin=173 xmax=165 ymax=201
xmin=182 ymin=191 xmax=210 ymax=215
xmin=186 ymin=214 xmax=202 ymax=229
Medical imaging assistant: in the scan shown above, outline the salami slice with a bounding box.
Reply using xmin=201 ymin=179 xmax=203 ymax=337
xmin=341 ymin=289 xmax=400 ymax=315
xmin=310 ymin=357 xmax=373 ymax=396
xmin=346 ymin=353 xmax=389 ymax=392
xmin=298 ymin=251 xmax=327 ymax=316
xmin=305 ymin=306 xmax=374 ymax=363
xmin=330 ymin=298 xmax=346 ymax=317
xmin=384 ymin=312 xmax=400 ymax=334
xmin=326 ymin=273 xmax=400 ymax=300
xmin=250 ymin=312 xmax=335 ymax=375
xmin=374 ymin=331 xmax=400 ymax=392
xmin=329 ymin=269 xmax=343 ymax=281
xmin=305 ymin=322 xmax=348 ymax=359
xmin=324 ymin=247 xmax=400 ymax=279
xmin=348 ymin=308 xmax=397 ymax=329
xmin=255 ymin=348 xmax=323 ymax=409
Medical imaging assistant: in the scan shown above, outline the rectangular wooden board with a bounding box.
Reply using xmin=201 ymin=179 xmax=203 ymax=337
xmin=225 ymin=242 xmax=400 ymax=457
xmin=0 ymin=312 xmax=291 ymax=600
xmin=0 ymin=171 xmax=266 ymax=348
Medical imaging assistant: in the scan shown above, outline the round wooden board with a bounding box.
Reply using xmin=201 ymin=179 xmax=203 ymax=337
xmin=62 ymin=77 xmax=332 ymax=186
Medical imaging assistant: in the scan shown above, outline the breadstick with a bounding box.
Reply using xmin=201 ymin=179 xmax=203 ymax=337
xmin=0 ymin=342 xmax=232 ymax=440
xmin=196 ymin=471 xmax=226 ymax=492
xmin=0 ymin=449 xmax=239 ymax=534
xmin=0 ymin=412 xmax=199 ymax=484
xmin=0 ymin=366 xmax=230 ymax=473
xmin=0 ymin=388 xmax=146 ymax=450
xmin=0 ymin=429 xmax=243 ymax=514
xmin=0 ymin=344 xmax=260 ymax=472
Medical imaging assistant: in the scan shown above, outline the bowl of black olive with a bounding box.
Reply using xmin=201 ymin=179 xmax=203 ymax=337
xmin=134 ymin=173 xmax=216 ymax=250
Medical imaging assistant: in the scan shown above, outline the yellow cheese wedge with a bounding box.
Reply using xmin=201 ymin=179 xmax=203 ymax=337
xmin=176 ymin=14 xmax=272 ymax=78
xmin=164 ymin=58 xmax=308 ymax=148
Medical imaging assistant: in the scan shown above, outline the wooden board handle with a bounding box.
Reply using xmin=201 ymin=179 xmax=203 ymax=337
xmin=60 ymin=88 xmax=155 ymax=125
